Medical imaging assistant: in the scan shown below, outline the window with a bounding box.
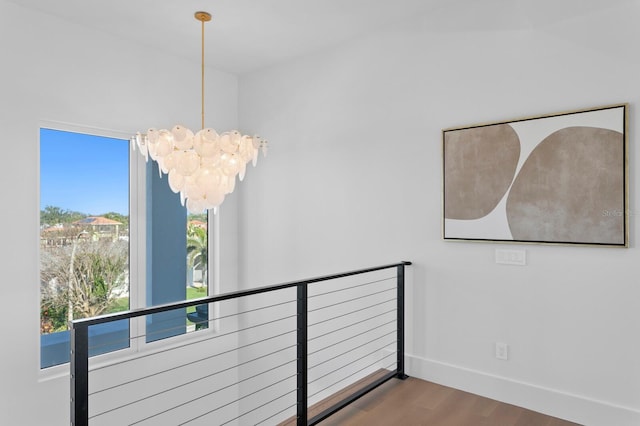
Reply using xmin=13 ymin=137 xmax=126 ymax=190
xmin=40 ymin=126 xmax=213 ymax=369
xmin=39 ymin=128 xmax=132 ymax=368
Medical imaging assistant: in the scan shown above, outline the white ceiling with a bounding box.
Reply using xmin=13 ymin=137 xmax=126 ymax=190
xmin=8 ymin=0 xmax=446 ymax=74
xmin=7 ymin=0 xmax=636 ymax=74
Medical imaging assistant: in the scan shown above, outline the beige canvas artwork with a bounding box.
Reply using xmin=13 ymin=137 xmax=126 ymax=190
xmin=443 ymin=104 xmax=628 ymax=247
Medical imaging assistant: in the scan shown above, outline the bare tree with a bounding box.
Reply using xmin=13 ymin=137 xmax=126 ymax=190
xmin=40 ymin=238 xmax=128 ymax=330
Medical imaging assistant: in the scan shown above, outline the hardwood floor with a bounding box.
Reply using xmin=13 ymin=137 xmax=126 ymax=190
xmin=311 ymin=376 xmax=582 ymax=426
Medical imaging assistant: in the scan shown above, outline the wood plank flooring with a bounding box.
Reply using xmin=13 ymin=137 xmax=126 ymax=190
xmin=285 ymin=374 xmax=582 ymax=426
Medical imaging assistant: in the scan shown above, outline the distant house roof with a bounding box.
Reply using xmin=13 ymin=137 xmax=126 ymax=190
xmin=73 ymin=216 xmax=122 ymax=226
xmin=189 ymin=220 xmax=207 ymax=229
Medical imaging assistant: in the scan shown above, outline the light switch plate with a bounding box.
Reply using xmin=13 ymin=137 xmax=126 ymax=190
xmin=495 ymin=342 xmax=509 ymax=360
xmin=495 ymin=249 xmax=526 ymax=265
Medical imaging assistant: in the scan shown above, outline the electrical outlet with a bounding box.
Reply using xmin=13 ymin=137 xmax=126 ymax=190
xmin=495 ymin=342 xmax=509 ymax=360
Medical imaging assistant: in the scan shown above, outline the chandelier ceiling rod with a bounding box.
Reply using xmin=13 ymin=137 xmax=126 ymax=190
xmin=195 ymin=11 xmax=211 ymax=130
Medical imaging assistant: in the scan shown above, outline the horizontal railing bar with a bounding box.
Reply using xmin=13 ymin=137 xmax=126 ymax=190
xmin=309 ymin=329 xmax=397 ymax=371
xmin=218 ymin=388 xmax=297 ymax=426
xmin=308 ymin=368 xmax=398 ymax=425
xmin=211 ymin=299 xmax=297 ymax=322
xmin=308 ymin=313 xmax=396 ymax=348
xmin=89 ymin=306 xmax=298 ymax=355
xmin=307 ymin=276 xmax=394 ymax=299
xmin=72 ymin=262 xmax=411 ymax=328
xmin=190 ymin=298 xmax=297 ymax=329
xmin=91 ymin=329 xmax=296 ymax=387
xmin=90 ymin=320 xmax=296 ymax=374
xmin=257 ymin=402 xmax=297 ymax=425
xmin=121 ymin=356 xmax=297 ymax=425
xmin=308 ymin=299 xmax=396 ymax=328
xmin=308 ymin=341 xmax=396 ymax=386
xmin=308 ymin=287 xmax=395 ymax=313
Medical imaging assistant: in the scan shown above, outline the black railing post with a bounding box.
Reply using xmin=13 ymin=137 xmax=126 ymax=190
xmin=396 ymin=263 xmax=409 ymax=380
xmin=296 ymin=284 xmax=308 ymax=426
xmin=70 ymin=322 xmax=89 ymax=426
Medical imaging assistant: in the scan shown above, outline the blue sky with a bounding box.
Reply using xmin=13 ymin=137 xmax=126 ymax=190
xmin=40 ymin=128 xmax=129 ymax=215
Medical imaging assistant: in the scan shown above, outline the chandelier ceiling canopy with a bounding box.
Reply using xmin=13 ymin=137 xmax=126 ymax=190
xmin=131 ymin=11 xmax=267 ymax=214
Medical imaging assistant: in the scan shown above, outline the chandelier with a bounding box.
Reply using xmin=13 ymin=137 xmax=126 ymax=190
xmin=130 ymin=11 xmax=267 ymax=214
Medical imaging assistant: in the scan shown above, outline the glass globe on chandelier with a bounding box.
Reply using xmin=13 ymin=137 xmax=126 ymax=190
xmin=130 ymin=11 xmax=267 ymax=214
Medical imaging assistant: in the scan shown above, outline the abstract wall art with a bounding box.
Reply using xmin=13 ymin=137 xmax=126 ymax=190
xmin=442 ymin=104 xmax=628 ymax=247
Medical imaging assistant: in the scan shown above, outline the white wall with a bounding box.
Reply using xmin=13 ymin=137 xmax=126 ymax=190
xmin=0 ymin=1 xmax=241 ymax=424
xmin=3 ymin=0 xmax=640 ymax=424
xmin=237 ymin=3 xmax=640 ymax=425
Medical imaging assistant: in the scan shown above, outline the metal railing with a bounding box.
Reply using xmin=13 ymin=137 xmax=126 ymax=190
xmin=70 ymin=261 xmax=411 ymax=425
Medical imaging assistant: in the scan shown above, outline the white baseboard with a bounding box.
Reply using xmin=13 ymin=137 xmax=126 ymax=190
xmin=405 ymin=353 xmax=640 ymax=426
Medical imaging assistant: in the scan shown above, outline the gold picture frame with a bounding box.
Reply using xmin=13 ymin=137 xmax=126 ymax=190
xmin=442 ymin=104 xmax=628 ymax=247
